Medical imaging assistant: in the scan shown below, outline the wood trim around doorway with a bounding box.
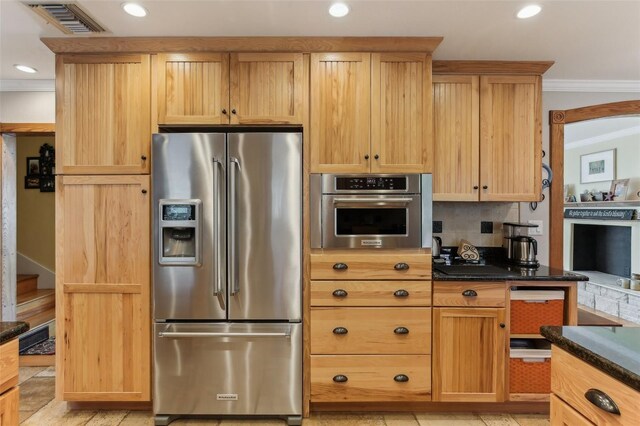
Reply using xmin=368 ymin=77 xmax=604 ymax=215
xmin=548 ymin=100 xmax=640 ymax=270
xmin=0 ymin=123 xmax=55 ymax=135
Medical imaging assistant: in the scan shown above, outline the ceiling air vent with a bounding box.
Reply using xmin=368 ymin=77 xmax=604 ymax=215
xmin=27 ymin=2 xmax=107 ymax=34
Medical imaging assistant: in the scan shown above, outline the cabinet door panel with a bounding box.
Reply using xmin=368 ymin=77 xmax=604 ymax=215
xmin=0 ymin=387 xmax=19 ymax=426
xmin=432 ymin=307 xmax=506 ymax=402
xmin=158 ymin=53 xmax=229 ymax=124
xmin=56 ymin=175 xmax=150 ymax=402
xmin=371 ymin=53 xmax=432 ymax=173
xmin=432 ymin=75 xmax=480 ymax=201
xmin=57 ymin=55 xmax=150 ymax=174
xmin=480 ymin=75 xmax=541 ymax=201
xmin=311 ymin=53 xmax=370 ymax=173
xmin=230 ymin=53 xmax=304 ymax=124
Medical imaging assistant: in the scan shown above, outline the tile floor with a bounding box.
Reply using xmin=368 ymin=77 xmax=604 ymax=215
xmin=18 ymin=367 xmax=549 ymax=426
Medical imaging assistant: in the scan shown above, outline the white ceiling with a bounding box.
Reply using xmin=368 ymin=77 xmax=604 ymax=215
xmin=1 ymin=0 xmax=640 ymax=82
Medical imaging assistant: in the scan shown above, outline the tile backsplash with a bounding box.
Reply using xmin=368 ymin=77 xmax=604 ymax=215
xmin=433 ymin=202 xmax=520 ymax=247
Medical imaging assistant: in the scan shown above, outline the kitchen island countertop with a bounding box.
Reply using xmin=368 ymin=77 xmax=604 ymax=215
xmin=541 ymin=325 xmax=640 ymax=392
xmin=0 ymin=321 xmax=29 ymax=344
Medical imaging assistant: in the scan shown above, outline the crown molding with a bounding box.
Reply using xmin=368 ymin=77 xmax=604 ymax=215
xmin=0 ymin=79 xmax=55 ymax=92
xmin=543 ymin=79 xmax=640 ymax=93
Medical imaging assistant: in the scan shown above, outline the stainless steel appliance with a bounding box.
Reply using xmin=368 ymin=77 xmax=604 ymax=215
xmin=510 ymin=235 xmax=539 ymax=267
xmin=152 ymin=132 xmax=302 ymax=426
xmin=503 ymin=222 xmax=538 ymax=261
xmin=310 ymin=174 xmax=432 ymax=249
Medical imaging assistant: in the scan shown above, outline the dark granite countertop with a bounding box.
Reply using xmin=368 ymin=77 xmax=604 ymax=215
xmin=541 ymin=325 xmax=640 ymax=392
xmin=433 ymin=262 xmax=589 ymax=281
xmin=0 ymin=321 xmax=29 ymax=344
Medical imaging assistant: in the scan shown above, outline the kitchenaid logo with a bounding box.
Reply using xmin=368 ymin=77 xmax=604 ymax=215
xmin=361 ymin=240 xmax=382 ymax=246
xmin=217 ymin=394 xmax=238 ymax=401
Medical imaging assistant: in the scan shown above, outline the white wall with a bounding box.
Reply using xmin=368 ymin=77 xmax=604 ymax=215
xmin=0 ymin=91 xmax=55 ymax=123
xmin=519 ymin=91 xmax=640 ymax=267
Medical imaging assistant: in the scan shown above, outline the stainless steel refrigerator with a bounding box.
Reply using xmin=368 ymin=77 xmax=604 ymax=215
xmin=152 ymin=132 xmax=302 ymax=426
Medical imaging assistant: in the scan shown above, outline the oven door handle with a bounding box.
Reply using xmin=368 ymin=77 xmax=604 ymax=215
xmin=332 ymin=197 xmax=414 ymax=206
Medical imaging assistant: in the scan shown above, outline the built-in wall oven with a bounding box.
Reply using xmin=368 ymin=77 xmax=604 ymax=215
xmin=311 ymin=174 xmax=432 ymax=249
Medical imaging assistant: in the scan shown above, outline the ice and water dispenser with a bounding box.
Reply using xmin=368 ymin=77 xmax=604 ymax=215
xmin=158 ymin=200 xmax=201 ymax=265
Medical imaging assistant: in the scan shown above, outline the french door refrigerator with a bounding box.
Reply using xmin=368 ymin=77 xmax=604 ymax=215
xmin=152 ymin=132 xmax=302 ymax=426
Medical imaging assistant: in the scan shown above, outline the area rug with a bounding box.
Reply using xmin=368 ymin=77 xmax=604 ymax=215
xmin=22 ymin=337 xmax=55 ymax=355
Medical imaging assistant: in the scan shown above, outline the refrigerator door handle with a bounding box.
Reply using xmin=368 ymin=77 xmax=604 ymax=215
xmin=212 ymin=157 xmax=225 ymax=309
xmin=229 ymin=156 xmax=241 ymax=295
xmin=158 ymin=330 xmax=292 ymax=339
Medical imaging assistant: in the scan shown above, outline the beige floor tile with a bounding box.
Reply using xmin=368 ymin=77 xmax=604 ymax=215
xmin=21 ymin=399 xmax=96 ymax=426
xmin=480 ymin=414 xmax=519 ymax=426
xmin=18 ymin=367 xmax=46 ymax=384
xmin=415 ymin=413 xmax=485 ymax=426
xmin=383 ymin=413 xmax=419 ymax=425
xmin=19 ymin=410 xmax=37 ymax=423
xmin=218 ymin=420 xmax=282 ymax=425
xmin=511 ymin=414 xmax=550 ymax=426
xmin=305 ymin=413 xmax=386 ymax=426
xmin=35 ymin=366 xmax=56 ymax=377
xmin=85 ymin=410 xmax=129 ymax=425
xmin=18 ymin=377 xmax=55 ymax=412
xmin=118 ymin=411 xmax=155 ymax=426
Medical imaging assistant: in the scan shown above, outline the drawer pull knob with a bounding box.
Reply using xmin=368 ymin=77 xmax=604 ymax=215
xmin=333 ymin=263 xmax=348 ymax=271
xmin=394 ymin=262 xmax=410 ymax=271
xmin=462 ymin=289 xmax=478 ymax=297
xmin=332 ymin=289 xmax=348 ymax=298
xmin=585 ymin=389 xmax=620 ymax=415
xmin=394 ymin=289 xmax=409 ymax=298
xmin=141 ymin=155 xmax=147 ymax=161
xmin=333 ymin=375 xmax=348 ymax=383
xmin=332 ymin=327 xmax=348 ymax=335
xmin=394 ymin=327 xmax=409 ymax=335
xmin=394 ymin=374 xmax=409 ymax=382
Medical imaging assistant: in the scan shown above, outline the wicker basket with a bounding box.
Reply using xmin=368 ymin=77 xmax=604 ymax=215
xmin=511 ymin=290 xmax=564 ymax=334
xmin=509 ymin=356 xmax=551 ymax=393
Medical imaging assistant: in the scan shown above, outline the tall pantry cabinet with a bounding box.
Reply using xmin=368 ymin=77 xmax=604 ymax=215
xmin=55 ymin=54 xmax=151 ymax=401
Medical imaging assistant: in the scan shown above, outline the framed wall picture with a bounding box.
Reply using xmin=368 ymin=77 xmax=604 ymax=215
xmin=610 ymin=178 xmax=630 ymax=201
xmin=580 ymin=149 xmax=615 ymax=183
xmin=26 ymin=157 xmax=40 ymax=176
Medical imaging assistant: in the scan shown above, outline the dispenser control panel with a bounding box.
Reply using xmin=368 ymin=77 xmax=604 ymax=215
xmin=158 ymin=199 xmax=201 ymax=266
xmin=163 ymin=204 xmax=196 ymax=221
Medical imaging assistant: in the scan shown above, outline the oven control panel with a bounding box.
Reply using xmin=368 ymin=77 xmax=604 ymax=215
xmin=336 ymin=176 xmax=407 ymax=191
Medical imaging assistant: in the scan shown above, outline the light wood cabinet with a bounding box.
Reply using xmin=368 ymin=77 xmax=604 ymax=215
xmin=311 ymin=52 xmax=433 ymax=173
xmin=0 ymin=387 xmax=19 ymax=426
xmin=432 ymin=307 xmax=507 ymax=402
xmin=157 ymin=52 xmax=304 ymax=125
xmin=56 ymin=175 xmax=150 ymax=402
xmin=550 ymin=394 xmax=594 ymax=426
xmin=432 ymin=74 xmax=542 ymax=201
xmin=56 ymin=54 xmax=151 ymax=175
xmin=433 ymin=282 xmax=506 ymax=307
xmin=310 ymin=252 xmax=431 ymax=280
xmin=310 ymin=281 xmax=431 ymax=307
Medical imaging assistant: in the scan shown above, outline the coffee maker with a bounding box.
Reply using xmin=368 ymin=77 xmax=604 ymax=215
xmin=503 ymin=222 xmax=539 ymax=267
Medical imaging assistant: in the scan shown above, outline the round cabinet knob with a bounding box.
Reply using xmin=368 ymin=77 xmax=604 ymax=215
xmin=393 ymin=289 xmax=409 ymax=298
xmin=394 ymin=374 xmax=409 ymax=382
xmin=333 ymin=375 xmax=348 ymax=383
xmin=482 ymin=185 xmax=488 ymax=190
xmin=141 ymin=155 xmax=147 ymax=161
xmin=141 ymin=189 xmax=148 ymax=194
xmin=499 ymin=323 xmax=506 ymax=329
xmin=394 ymin=326 xmax=409 ymax=335
xmin=231 ymin=109 xmax=237 ymax=115
xmin=332 ymin=327 xmax=348 ymax=335
xmin=364 ymin=154 xmax=370 ymax=160
xmin=222 ymin=109 xmax=227 ymax=115
xmin=332 ymin=289 xmax=348 ymax=298
xmin=394 ymin=263 xmax=410 ymax=271
xmin=333 ymin=263 xmax=348 ymax=271
xmin=462 ymin=289 xmax=478 ymax=297
xmin=473 ymin=185 xmax=479 ymax=190
xmin=374 ymin=154 xmax=379 ymax=160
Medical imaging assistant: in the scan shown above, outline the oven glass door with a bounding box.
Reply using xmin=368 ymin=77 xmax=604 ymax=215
xmin=323 ymin=194 xmax=421 ymax=248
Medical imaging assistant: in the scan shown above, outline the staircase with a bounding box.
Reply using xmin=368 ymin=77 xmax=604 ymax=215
xmin=17 ymin=274 xmax=55 ymax=366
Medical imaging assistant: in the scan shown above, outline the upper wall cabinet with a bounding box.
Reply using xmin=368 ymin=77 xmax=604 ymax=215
xmin=311 ymin=52 xmax=432 ymax=174
xmin=433 ymin=74 xmax=541 ymax=201
xmin=56 ymin=54 xmax=151 ymax=175
xmin=157 ymin=53 xmax=304 ymax=125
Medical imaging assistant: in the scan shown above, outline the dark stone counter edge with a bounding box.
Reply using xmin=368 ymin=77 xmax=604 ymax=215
xmin=433 ymin=272 xmax=590 ymax=282
xmin=541 ymin=325 xmax=640 ymax=393
xmin=0 ymin=321 xmax=30 ymax=344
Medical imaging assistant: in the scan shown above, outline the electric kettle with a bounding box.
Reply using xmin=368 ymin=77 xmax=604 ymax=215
xmin=510 ymin=235 xmax=539 ymax=267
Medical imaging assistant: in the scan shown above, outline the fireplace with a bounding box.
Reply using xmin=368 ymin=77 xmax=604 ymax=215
xmin=572 ymin=224 xmax=631 ymax=277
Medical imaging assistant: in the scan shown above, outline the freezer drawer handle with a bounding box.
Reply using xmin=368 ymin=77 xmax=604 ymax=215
xmin=394 ymin=327 xmax=409 ymax=335
xmin=333 ymin=263 xmax=348 ymax=271
xmin=158 ymin=331 xmax=291 ymax=339
xmin=332 ymin=289 xmax=348 ymax=298
xmin=394 ymin=289 xmax=409 ymax=297
xmin=585 ymin=389 xmax=621 ymax=415
xmin=332 ymin=327 xmax=348 ymax=335
xmin=333 ymin=375 xmax=348 ymax=383
xmin=394 ymin=263 xmax=410 ymax=271
xmin=394 ymin=374 xmax=409 ymax=382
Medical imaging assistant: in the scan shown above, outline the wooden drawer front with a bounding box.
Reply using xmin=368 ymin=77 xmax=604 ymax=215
xmin=551 ymin=394 xmax=594 ymax=426
xmin=433 ymin=282 xmax=506 ymax=307
xmin=311 ymin=355 xmax=431 ymax=402
xmin=311 ymin=281 xmax=431 ymax=307
xmin=551 ymin=346 xmax=640 ymax=426
xmin=311 ymin=308 xmax=431 ymax=354
xmin=310 ymin=253 xmax=431 ymax=280
xmin=0 ymin=386 xmax=19 ymax=426
xmin=0 ymin=339 xmax=19 ymax=395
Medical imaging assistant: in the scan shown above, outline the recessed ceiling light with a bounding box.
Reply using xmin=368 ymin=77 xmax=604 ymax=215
xmin=517 ymin=5 xmax=542 ymax=19
xmin=14 ymin=64 xmax=37 ymax=74
xmin=122 ymin=2 xmax=148 ymax=18
xmin=329 ymin=2 xmax=349 ymax=18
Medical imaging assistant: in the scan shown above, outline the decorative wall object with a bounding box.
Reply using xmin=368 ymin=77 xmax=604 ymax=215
xmin=38 ymin=143 xmax=55 ymax=192
xmin=610 ymin=178 xmax=630 ymax=201
xmin=580 ymin=149 xmax=615 ymax=183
